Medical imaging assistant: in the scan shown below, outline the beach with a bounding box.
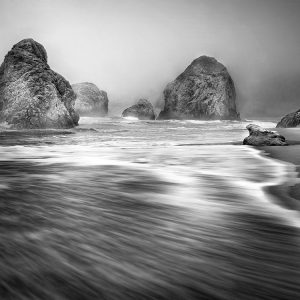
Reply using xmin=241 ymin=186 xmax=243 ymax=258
xmin=260 ymin=128 xmax=300 ymax=210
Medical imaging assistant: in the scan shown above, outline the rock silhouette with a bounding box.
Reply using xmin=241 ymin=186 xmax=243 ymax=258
xmin=243 ymin=124 xmax=288 ymax=146
xmin=0 ymin=39 xmax=79 ymax=128
xmin=122 ymin=99 xmax=155 ymax=120
xmin=73 ymin=82 xmax=108 ymax=117
xmin=276 ymin=109 xmax=300 ymax=128
xmin=158 ymin=56 xmax=239 ymax=120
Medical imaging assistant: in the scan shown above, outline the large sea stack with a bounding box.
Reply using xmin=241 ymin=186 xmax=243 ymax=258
xmin=0 ymin=39 xmax=79 ymax=128
xmin=72 ymin=82 xmax=108 ymax=117
xmin=158 ymin=56 xmax=239 ymax=120
xmin=122 ymin=99 xmax=155 ymax=120
xmin=276 ymin=109 xmax=300 ymax=128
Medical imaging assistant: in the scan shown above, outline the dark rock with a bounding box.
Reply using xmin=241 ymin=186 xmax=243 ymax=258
xmin=243 ymin=124 xmax=288 ymax=146
xmin=276 ymin=109 xmax=300 ymax=128
xmin=158 ymin=56 xmax=239 ymax=120
xmin=72 ymin=82 xmax=108 ymax=117
xmin=0 ymin=39 xmax=79 ymax=129
xmin=122 ymin=99 xmax=155 ymax=120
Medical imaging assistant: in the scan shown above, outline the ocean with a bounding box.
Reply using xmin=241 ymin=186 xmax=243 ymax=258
xmin=0 ymin=117 xmax=299 ymax=299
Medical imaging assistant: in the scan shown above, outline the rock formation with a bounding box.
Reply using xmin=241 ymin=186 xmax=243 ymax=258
xmin=72 ymin=82 xmax=108 ymax=117
xmin=243 ymin=124 xmax=288 ymax=146
xmin=276 ymin=109 xmax=300 ymax=128
xmin=158 ymin=56 xmax=239 ymax=120
xmin=122 ymin=99 xmax=155 ymax=120
xmin=0 ymin=39 xmax=79 ymax=129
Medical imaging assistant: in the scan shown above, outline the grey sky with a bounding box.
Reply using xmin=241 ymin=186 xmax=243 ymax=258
xmin=0 ymin=0 xmax=299 ymax=117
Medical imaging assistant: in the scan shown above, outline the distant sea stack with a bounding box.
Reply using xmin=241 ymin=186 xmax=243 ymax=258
xmin=276 ymin=109 xmax=300 ymax=128
xmin=0 ymin=39 xmax=79 ymax=129
xmin=122 ymin=99 xmax=155 ymax=120
xmin=158 ymin=56 xmax=240 ymax=120
xmin=243 ymin=124 xmax=288 ymax=146
xmin=72 ymin=82 xmax=108 ymax=117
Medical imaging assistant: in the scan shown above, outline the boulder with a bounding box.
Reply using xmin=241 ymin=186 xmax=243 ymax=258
xmin=276 ymin=109 xmax=300 ymax=128
xmin=122 ymin=99 xmax=155 ymax=120
xmin=72 ymin=82 xmax=108 ymax=117
xmin=158 ymin=56 xmax=239 ymax=120
xmin=0 ymin=39 xmax=79 ymax=129
xmin=243 ymin=124 xmax=288 ymax=146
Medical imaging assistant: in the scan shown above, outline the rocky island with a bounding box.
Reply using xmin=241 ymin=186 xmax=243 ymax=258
xmin=276 ymin=109 xmax=300 ymax=128
xmin=122 ymin=99 xmax=155 ymax=120
xmin=158 ymin=56 xmax=240 ymax=120
xmin=0 ymin=39 xmax=79 ymax=129
xmin=72 ymin=82 xmax=108 ymax=117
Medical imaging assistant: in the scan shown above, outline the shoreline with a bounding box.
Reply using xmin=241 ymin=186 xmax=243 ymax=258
xmin=258 ymin=128 xmax=300 ymax=211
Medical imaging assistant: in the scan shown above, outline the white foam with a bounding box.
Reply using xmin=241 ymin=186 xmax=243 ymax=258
xmin=0 ymin=120 xmax=298 ymax=228
xmin=122 ymin=116 xmax=139 ymax=121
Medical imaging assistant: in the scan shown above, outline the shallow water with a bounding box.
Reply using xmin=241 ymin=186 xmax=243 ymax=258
xmin=0 ymin=118 xmax=299 ymax=299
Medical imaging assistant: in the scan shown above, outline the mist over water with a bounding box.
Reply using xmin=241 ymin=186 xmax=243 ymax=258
xmin=1 ymin=0 xmax=300 ymax=298
xmin=0 ymin=118 xmax=299 ymax=299
xmin=1 ymin=0 xmax=300 ymax=117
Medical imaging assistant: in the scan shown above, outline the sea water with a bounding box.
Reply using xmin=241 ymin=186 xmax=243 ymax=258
xmin=0 ymin=118 xmax=299 ymax=299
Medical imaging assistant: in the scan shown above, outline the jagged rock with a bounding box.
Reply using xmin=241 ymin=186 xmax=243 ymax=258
xmin=276 ymin=109 xmax=300 ymax=128
xmin=158 ymin=56 xmax=239 ymax=120
xmin=72 ymin=82 xmax=108 ymax=117
xmin=122 ymin=99 xmax=155 ymax=120
xmin=243 ymin=124 xmax=288 ymax=146
xmin=0 ymin=39 xmax=79 ymax=129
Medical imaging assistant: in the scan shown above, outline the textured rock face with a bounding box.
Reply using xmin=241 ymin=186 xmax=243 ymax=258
xmin=243 ymin=124 xmax=288 ymax=146
xmin=72 ymin=82 xmax=108 ymax=117
xmin=158 ymin=56 xmax=239 ymax=120
xmin=276 ymin=109 xmax=300 ymax=128
xmin=122 ymin=99 xmax=155 ymax=120
xmin=0 ymin=39 xmax=79 ymax=129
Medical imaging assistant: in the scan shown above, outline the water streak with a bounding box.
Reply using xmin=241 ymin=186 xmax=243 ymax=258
xmin=0 ymin=118 xmax=299 ymax=299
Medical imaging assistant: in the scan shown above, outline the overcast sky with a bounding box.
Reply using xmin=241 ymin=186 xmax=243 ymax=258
xmin=0 ymin=0 xmax=299 ymax=117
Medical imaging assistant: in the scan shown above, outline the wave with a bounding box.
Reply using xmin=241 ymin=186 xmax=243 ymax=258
xmin=122 ymin=116 xmax=140 ymax=121
xmin=0 ymin=119 xmax=299 ymax=299
xmin=243 ymin=119 xmax=277 ymax=128
xmin=0 ymin=143 xmax=299 ymax=299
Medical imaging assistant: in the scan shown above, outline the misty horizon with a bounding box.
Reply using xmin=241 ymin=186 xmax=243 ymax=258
xmin=1 ymin=2 xmax=300 ymax=299
xmin=1 ymin=0 xmax=299 ymax=118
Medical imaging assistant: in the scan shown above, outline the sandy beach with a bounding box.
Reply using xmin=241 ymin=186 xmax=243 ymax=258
xmin=260 ymin=128 xmax=300 ymax=210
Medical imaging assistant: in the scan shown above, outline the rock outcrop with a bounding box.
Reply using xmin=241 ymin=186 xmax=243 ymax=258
xmin=276 ymin=109 xmax=300 ymax=128
xmin=0 ymin=39 xmax=79 ymax=129
xmin=243 ymin=124 xmax=288 ymax=146
xmin=158 ymin=56 xmax=239 ymax=120
xmin=122 ymin=99 xmax=155 ymax=120
xmin=72 ymin=82 xmax=108 ymax=117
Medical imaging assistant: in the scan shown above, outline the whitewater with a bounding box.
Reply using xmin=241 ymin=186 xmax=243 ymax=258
xmin=0 ymin=118 xmax=299 ymax=300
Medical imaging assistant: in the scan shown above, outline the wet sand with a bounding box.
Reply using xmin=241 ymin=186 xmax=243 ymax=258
xmin=260 ymin=128 xmax=300 ymax=210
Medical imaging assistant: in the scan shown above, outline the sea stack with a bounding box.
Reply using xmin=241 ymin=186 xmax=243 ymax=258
xmin=122 ymin=99 xmax=155 ymax=120
xmin=243 ymin=124 xmax=288 ymax=146
xmin=158 ymin=56 xmax=239 ymax=120
xmin=72 ymin=82 xmax=108 ymax=117
xmin=276 ymin=109 xmax=300 ymax=128
xmin=0 ymin=39 xmax=79 ymax=129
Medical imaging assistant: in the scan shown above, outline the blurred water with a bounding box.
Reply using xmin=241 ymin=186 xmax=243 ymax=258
xmin=0 ymin=118 xmax=299 ymax=299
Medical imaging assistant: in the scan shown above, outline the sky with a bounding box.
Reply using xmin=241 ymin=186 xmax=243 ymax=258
xmin=0 ymin=0 xmax=299 ymax=118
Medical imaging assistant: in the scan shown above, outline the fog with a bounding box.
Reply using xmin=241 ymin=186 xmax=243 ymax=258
xmin=0 ymin=0 xmax=299 ymax=118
